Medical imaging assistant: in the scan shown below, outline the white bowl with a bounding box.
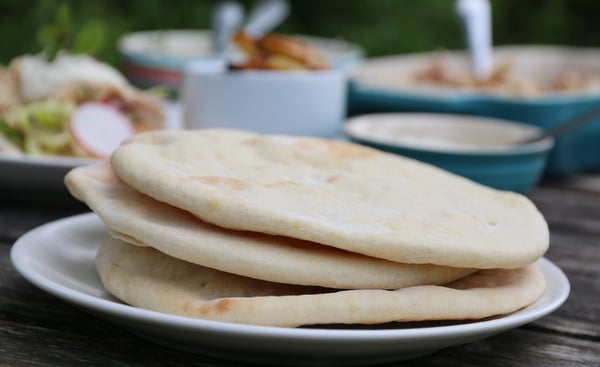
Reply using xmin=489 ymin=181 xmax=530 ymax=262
xmin=181 ymin=60 xmax=347 ymax=137
xmin=119 ymin=29 xmax=363 ymax=91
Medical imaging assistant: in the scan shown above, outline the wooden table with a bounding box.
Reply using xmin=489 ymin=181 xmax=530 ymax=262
xmin=1 ymin=176 xmax=599 ymax=366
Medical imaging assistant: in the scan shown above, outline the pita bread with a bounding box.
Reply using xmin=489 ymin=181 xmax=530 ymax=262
xmin=111 ymin=129 xmax=549 ymax=269
xmin=65 ymin=162 xmax=474 ymax=289
xmin=96 ymin=237 xmax=545 ymax=327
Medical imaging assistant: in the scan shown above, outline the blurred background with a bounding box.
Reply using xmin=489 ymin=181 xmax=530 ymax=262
xmin=1 ymin=0 xmax=599 ymax=66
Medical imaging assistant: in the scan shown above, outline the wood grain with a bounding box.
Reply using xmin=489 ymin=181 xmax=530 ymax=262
xmin=1 ymin=179 xmax=599 ymax=366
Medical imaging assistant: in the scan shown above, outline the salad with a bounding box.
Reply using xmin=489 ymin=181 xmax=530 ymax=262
xmin=0 ymin=52 xmax=165 ymax=159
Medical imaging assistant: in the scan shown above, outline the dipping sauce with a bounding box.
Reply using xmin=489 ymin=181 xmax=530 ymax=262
xmin=344 ymin=113 xmax=545 ymax=152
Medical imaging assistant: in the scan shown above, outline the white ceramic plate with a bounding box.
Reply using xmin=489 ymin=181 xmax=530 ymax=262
xmin=0 ymin=102 xmax=181 ymax=196
xmin=11 ymin=214 xmax=570 ymax=366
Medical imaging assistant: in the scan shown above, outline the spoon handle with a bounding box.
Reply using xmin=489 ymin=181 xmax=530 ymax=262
xmin=212 ymin=1 xmax=244 ymax=55
xmin=244 ymin=0 xmax=290 ymax=37
xmin=456 ymin=0 xmax=493 ymax=78
xmin=520 ymin=107 xmax=600 ymax=144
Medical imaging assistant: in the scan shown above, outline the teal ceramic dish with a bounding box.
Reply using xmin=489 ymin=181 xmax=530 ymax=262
xmin=348 ymin=46 xmax=600 ymax=176
xmin=343 ymin=113 xmax=554 ymax=193
xmin=119 ymin=30 xmax=363 ymax=93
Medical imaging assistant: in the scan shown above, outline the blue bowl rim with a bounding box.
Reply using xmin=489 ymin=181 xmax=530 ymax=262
xmin=349 ymin=44 xmax=600 ymax=106
xmin=343 ymin=112 xmax=555 ymax=157
xmin=349 ymin=80 xmax=600 ymax=106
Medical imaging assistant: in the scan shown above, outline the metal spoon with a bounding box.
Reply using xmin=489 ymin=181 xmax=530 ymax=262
xmin=455 ymin=0 xmax=493 ymax=79
xmin=243 ymin=0 xmax=290 ymax=37
xmin=519 ymin=107 xmax=600 ymax=144
xmin=211 ymin=1 xmax=244 ymax=55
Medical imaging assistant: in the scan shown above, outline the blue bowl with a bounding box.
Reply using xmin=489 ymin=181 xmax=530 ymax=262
xmin=343 ymin=113 xmax=554 ymax=193
xmin=348 ymin=46 xmax=600 ymax=176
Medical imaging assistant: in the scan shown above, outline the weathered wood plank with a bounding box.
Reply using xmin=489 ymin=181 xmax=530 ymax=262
xmin=0 ymin=203 xmax=88 ymax=242
xmin=541 ymin=175 xmax=600 ymax=195
xmin=414 ymin=328 xmax=598 ymax=367
xmin=1 ymin=180 xmax=599 ymax=366
xmin=406 ymin=328 xmax=600 ymax=367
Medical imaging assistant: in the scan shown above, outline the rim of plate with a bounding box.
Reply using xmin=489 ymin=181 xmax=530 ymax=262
xmin=10 ymin=213 xmax=570 ymax=342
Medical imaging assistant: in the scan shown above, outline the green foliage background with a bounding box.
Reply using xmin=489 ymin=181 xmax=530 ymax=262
xmin=1 ymin=0 xmax=600 ymax=66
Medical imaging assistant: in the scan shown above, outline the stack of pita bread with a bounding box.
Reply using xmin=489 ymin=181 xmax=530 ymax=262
xmin=64 ymin=129 xmax=548 ymax=327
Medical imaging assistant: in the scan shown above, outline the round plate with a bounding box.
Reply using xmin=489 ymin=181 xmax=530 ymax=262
xmin=10 ymin=214 xmax=570 ymax=366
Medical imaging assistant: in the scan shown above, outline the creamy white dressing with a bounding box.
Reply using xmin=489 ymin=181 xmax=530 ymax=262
xmin=16 ymin=53 xmax=128 ymax=102
xmin=377 ymin=135 xmax=498 ymax=151
xmin=345 ymin=114 xmax=543 ymax=152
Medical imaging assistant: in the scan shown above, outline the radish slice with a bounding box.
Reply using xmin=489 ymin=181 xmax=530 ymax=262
xmin=69 ymin=102 xmax=134 ymax=159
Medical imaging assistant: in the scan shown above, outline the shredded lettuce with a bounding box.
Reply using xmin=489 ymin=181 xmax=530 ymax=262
xmin=1 ymin=101 xmax=75 ymax=155
xmin=0 ymin=121 xmax=23 ymax=148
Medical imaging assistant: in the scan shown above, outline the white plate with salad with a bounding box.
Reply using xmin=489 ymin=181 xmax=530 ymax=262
xmin=0 ymin=101 xmax=180 ymax=194
xmin=0 ymin=52 xmax=180 ymax=197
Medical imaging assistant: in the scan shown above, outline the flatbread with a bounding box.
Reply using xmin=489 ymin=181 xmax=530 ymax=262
xmin=96 ymin=237 xmax=546 ymax=327
xmin=65 ymin=163 xmax=474 ymax=289
xmin=111 ymin=129 xmax=549 ymax=269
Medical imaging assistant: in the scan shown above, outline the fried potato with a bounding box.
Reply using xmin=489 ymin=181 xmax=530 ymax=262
xmin=230 ymin=32 xmax=329 ymax=71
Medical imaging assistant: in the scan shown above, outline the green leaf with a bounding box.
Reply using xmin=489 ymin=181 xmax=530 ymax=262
xmin=35 ymin=2 xmax=74 ymax=61
xmin=72 ymin=20 xmax=107 ymax=55
xmin=0 ymin=121 xmax=24 ymax=147
xmin=55 ymin=3 xmax=72 ymax=31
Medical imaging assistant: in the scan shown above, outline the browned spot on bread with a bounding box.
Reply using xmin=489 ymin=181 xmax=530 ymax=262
xmin=326 ymin=174 xmax=345 ymax=183
xmin=91 ymin=164 xmax=125 ymax=186
xmin=205 ymin=198 xmax=221 ymax=212
xmin=297 ymin=140 xmax=376 ymax=159
xmin=384 ymin=221 xmax=398 ymax=230
xmin=266 ymin=180 xmax=301 ymax=188
xmin=242 ymin=137 xmax=260 ymax=146
xmin=214 ymin=299 xmax=233 ymax=314
xmin=329 ymin=142 xmax=377 ymax=159
xmin=195 ymin=176 xmax=248 ymax=191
